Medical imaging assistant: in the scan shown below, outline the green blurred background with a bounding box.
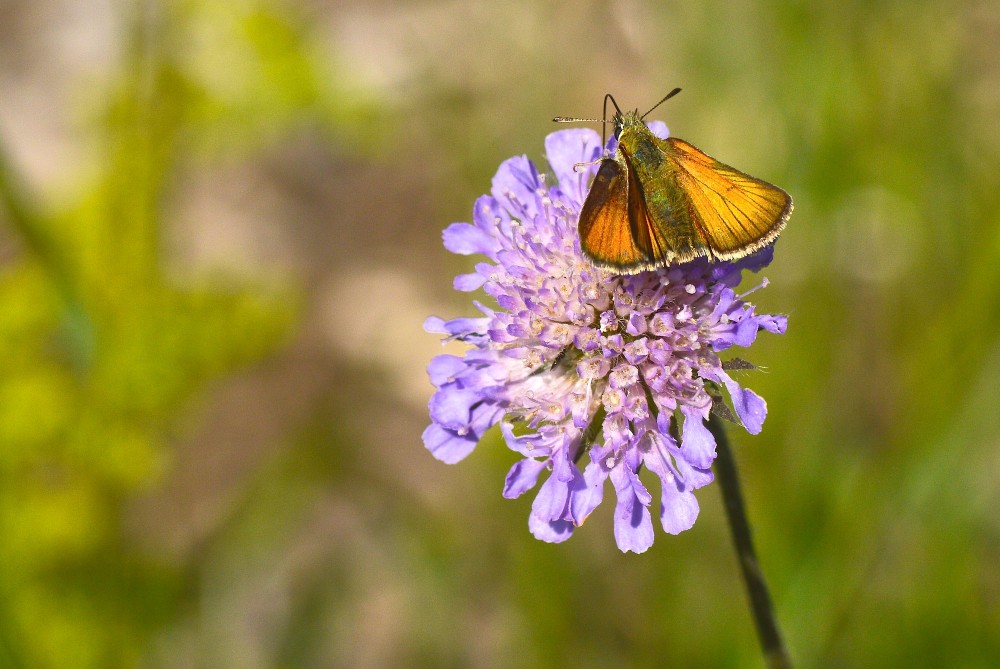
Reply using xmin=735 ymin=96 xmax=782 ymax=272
xmin=0 ymin=0 xmax=997 ymax=666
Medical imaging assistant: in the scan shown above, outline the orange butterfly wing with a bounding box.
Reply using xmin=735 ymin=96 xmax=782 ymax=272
xmin=578 ymin=158 xmax=656 ymax=269
xmin=660 ymin=138 xmax=792 ymax=261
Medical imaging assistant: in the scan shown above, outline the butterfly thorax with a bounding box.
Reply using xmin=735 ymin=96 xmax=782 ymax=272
xmin=613 ymin=112 xmax=667 ymax=171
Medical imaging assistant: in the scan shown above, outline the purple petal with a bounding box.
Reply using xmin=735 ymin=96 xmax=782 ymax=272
xmin=423 ymin=423 xmax=478 ymax=464
xmin=674 ymin=459 xmax=715 ymax=490
xmin=709 ymin=287 xmax=737 ymax=321
xmin=734 ymin=311 xmax=761 ymax=347
xmin=454 ymin=272 xmax=486 ymax=291
xmin=531 ymin=452 xmax=585 ymax=522
xmin=610 ymin=465 xmax=654 ymax=554
xmin=427 ymin=355 xmax=467 ymax=386
xmin=646 ymin=120 xmax=669 ymax=140
xmin=442 ymin=222 xmax=497 ymax=257
xmin=424 ymin=315 xmax=488 ymax=337
xmin=605 ymin=132 xmax=619 ymax=155
xmin=499 ymin=422 xmax=554 ymax=457
xmin=469 ymin=401 xmax=504 ymax=438
xmin=660 ymin=482 xmax=700 ymax=535
xmin=423 ymin=316 xmax=447 ymax=334
xmin=645 ymin=431 xmax=714 ymax=491
xmin=528 ymin=513 xmax=575 ymax=543
xmin=656 ymin=409 xmax=673 ymax=436
xmin=759 ymin=314 xmax=788 ymax=334
xmin=428 ymin=387 xmax=481 ymax=430
xmin=680 ymin=406 xmax=717 ymax=469
xmin=570 ymin=459 xmax=608 ymax=524
xmin=733 ymin=245 xmax=775 ymax=273
xmin=544 ymin=128 xmax=603 ymax=205
xmin=722 ymin=376 xmax=767 ymax=434
xmin=492 ymin=155 xmax=542 ymax=220
xmin=531 ymin=468 xmax=571 ymax=521
xmin=503 ymin=458 xmax=547 ymax=498
xmin=626 ymin=312 xmax=647 ymax=336
xmin=496 ymin=293 xmax=517 ymax=310
xmin=471 ymin=194 xmax=501 ymax=226
xmin=614 ymin=506 xmax=653 ymax=553
xmin=640 ymin=436 xmax=700 ymax=534
xmin=623 ymin=454 xmax=653 ymax=505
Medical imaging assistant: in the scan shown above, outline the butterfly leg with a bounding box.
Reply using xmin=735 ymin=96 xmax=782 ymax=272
xmin=573 ymin=158 xmax=605 ymax=173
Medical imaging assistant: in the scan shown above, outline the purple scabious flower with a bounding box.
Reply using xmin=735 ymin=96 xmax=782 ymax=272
xmin=423 ymin=124 xmax=786 ymax=553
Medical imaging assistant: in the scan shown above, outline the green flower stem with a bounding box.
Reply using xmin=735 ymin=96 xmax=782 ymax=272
xmin=709 ymin=413 xmax=793 ymax=669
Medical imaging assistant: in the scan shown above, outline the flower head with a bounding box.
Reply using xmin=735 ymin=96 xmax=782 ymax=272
xmin=424 ymin=124 xmax=786 ymax=553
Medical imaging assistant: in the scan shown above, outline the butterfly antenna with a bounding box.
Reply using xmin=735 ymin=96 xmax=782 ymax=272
xmin=641 ymin=87 xmax=682 ymax=119
xmin=603 ymin=94 xmax=623 ymax=116
xmin=552 ymin=116 xmax=606 ymax=123
xmin=553 ymin=110 xmax=613 ymax=152
xmin=603 ymin=94 xmax=622 ymax=147
xmin=552 ymin=94 xmax=624 ymax=149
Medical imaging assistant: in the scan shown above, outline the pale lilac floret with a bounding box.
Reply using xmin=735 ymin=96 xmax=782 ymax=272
xmin=423 ymin=126 xmax=786 ymax=553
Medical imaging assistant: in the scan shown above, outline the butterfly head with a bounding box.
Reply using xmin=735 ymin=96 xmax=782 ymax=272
xmin=613 ymin=110 xmax=647 ymax=141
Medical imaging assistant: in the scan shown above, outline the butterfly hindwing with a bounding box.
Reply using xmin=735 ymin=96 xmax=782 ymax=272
xmin=623 ymin=148 xmax=658 ymax=261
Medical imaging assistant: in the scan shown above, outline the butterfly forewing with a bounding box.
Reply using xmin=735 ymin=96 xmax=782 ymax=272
xmin=578 ymin=159 xmax=653 ymax=269
xmin=661 ymin=138 xmax=792 ymax=259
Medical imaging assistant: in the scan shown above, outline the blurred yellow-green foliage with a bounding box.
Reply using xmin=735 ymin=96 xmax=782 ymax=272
xmin=0 ymin=0 xmax=997 ymax=667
